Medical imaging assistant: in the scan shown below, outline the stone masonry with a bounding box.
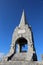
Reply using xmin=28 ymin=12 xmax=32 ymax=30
xmin=0 ymin=10 xmax=43 ymax=65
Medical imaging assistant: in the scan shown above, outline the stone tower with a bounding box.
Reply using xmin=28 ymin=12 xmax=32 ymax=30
xmin=2 ymin=10 xmax=37 ymax=61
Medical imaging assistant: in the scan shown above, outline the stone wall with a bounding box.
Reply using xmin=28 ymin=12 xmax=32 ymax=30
xmin=0 ymin=61 xmax=43 ymax=65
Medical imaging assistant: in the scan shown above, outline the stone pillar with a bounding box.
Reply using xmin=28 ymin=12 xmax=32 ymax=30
xmin=16 ymin=44 xmax=20 ymax=53
xmin=20 ymin=45 xmax=22 ymax=52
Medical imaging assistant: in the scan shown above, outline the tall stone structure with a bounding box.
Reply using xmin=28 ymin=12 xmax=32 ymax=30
xmin=0 ymin=10 xmax=43 ymax=65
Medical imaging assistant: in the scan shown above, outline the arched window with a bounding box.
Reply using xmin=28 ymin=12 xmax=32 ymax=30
xmin=15 ymin=37 xmax=28 ymax=53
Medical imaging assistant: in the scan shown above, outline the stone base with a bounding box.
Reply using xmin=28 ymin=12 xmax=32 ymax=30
xmin=11 ymin=53 xmax=29 ymax=61
xmin=0 ymin=61 xmax=43 ymax=65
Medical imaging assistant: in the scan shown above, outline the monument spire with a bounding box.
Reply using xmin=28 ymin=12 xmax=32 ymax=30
xmin=19 ymin=10 xmax=26 ymax=27
xmin=2 ymin=10 xmax=37 ymax=62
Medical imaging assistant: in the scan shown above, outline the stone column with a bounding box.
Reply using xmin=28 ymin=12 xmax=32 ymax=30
xmin=16 ymin=44 xmax=20 ymax=53
xmin=20 ymin=45 xmax=22 ymax=52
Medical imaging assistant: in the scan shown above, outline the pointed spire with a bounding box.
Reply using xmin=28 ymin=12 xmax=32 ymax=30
xmin=19 ymin=10 xmax=26 ymax=28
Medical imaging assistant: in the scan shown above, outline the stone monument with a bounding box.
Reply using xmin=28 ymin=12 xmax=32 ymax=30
xmin=0 ymin=10 xmax=43 ymax=65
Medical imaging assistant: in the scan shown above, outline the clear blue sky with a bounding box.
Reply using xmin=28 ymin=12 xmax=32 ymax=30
xmin=0 ymin=0 xmax=43 ymax=61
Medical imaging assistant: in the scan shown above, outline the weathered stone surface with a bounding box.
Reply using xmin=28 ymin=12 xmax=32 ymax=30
xmin=2 ymin=10 xmax=42 ymax=65
xmin=2 ymin=10 xmax=37 ymax=61
xmin=0 ymin=61 xmax=43 ymax=65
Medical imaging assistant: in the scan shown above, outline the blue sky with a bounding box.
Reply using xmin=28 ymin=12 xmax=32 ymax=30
xmin=0 ymin=0 xmax=43 ymax=61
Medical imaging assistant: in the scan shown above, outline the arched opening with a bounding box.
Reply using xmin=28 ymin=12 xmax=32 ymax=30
xmin=15 ymin=37 xmax=28 ymax=53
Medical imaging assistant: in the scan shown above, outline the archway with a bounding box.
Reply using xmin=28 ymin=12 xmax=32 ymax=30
xmin=15 ymin=37 xmax=28 ymax=53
